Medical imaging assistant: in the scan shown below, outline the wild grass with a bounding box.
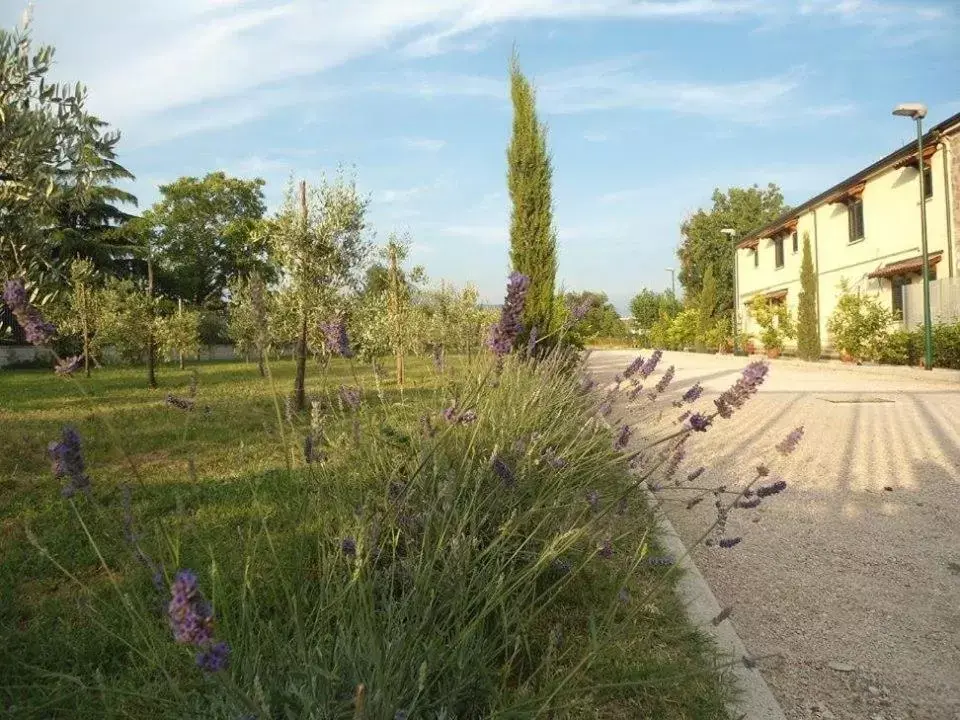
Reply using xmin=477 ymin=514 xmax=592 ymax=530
xmin=1 ymin=353 xmax=733 ymax=719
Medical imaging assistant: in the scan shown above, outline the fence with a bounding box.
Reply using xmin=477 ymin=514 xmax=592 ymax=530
xmin=902 ymin=276 xmax=960 ymax=329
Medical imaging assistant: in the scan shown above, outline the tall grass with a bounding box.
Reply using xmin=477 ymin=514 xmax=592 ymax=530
xmin=2 ymin=348 xmax=737 ymax=719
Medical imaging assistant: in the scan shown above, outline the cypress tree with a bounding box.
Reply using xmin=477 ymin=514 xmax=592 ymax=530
xmin=507 ymin=51 xmax=557 ymax=346
xmin=796 ymin=232 xmax=821 ymax=360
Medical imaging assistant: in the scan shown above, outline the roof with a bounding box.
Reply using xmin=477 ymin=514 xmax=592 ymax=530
xmin=738 ymin=110 xmax=960 ymax=248
xmin=867 ymin=251 xmax=943 ymax=279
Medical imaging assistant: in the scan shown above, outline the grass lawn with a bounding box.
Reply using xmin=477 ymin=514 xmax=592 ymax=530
xmin=0 ymin=355 xmax=733 ymax=719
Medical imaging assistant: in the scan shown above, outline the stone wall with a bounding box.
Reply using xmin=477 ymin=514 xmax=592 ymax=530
xmin=0 ymin=344 xmax=240 ymax=369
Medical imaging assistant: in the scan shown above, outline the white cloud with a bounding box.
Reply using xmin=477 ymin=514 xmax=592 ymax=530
xmin=402 ymin=138 xmax=448 ymax=152
xmin=380 ymin=186 xmax=429 ymax=203
xmin=439 ymin=224 xmax=507 ymax=245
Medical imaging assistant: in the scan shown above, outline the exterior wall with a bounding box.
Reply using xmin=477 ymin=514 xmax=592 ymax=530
xmin=947 ymin=133 xmax=960 ymax=275
xmin=736 ymin=140 xmax=955 ymax=352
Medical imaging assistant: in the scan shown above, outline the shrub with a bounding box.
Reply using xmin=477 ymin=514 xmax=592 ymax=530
xmin=701 ymin=315 xmax=731 ymax=353
xmin=931 ymin=321 xmax=960 ymax=369
xmin=748 ymin=295 xmax=795 ymax=353
xmin=826 ymin=280 xmax=892 ymax=360
xmin=668 ymin=307 xmax=701 ymax=350
xmin=873 ymin=328 xmax=915 ymax=366
xmin=157 ymin=308 xmax=201 ymax=367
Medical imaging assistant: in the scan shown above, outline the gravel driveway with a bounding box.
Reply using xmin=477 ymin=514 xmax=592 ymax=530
xmin=588 ymin=350 xmax=960 ymax=720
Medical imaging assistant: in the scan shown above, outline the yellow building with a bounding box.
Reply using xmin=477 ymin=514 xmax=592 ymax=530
xmin=735 ymin=111 xmax=960 ymax=353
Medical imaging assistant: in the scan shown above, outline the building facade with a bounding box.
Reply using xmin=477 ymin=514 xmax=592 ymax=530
xmin=735 ymin=111 xmax=960 ymax=352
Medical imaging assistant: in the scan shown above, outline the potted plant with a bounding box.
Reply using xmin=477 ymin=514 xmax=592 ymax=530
xmin=827 ymin=280 xmax=893 ymax=364
xmin=748 ymin=295 xmax=795 ymax=360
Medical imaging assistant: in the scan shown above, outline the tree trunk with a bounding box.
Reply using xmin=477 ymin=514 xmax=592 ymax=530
xmin=293 ymin=179 xmax=309 ymax=410
xmin=388 ymin=243 xmax=404 ymax=386
xmin=257 ymin=348 xmax=265 ymax=377
xmin=81 ymin=286 xmax=91 ymax=378
xmin=146 ymin=256 xmax=157 ymax=388
xmin=294 ymin=310 xmax=307 ymax=411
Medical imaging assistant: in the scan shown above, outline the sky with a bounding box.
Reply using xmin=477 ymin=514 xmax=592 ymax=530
xmin=8 ymin=0 xmax=959 ymax=313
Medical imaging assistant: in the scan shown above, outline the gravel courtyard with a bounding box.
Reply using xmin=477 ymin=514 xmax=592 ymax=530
xmin=589 ymin=350 xmax=960 ymax=720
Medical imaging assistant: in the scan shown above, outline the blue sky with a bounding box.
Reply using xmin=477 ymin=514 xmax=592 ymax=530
xmin=11 ymin=0 xmax=959 ymax=312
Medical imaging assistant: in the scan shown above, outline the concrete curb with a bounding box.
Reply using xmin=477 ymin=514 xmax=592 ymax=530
xmin=642 ymin=486 xmax=787 ymax=720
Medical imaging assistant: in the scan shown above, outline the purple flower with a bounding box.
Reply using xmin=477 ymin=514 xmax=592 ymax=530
xmin=687 ymin=466 xmax=705 ymax=483
xmin=618 ymin=587 xmax=630 ymax=604
xmin=458 ymin=409 xmax=478 ymax=425
xmin=647 ymin=556 xmax=674 ymax=566
xmin=168 ymin=570 xmax=215 ymax=647
xmin=553 ymin=558 xmax=572 ymax=575
xmin=676 ymin=409 xmax=691 ymax=423
xmin=527 ymin=325 xmax=539 ymax=356
xmin=613 ymin=424 xmax=632 ymax=450
xmin=166 ymin=395 xmax=195 ymax=411
xmin=320 ymin=318 xmax=353 ymax=358
xmin=486 ymin=272 xmax=530 ymax=357
xmin=541 ymin=447 xmax=567 ymax=470
xmin=48 ymin=426 xmax=90 ymax=498
xmin=776 ymin=426 xmax=804 ymax=456
xmin=570 ymin=300 xmax=591 ymax=322
xmin=196 ymin=640 xmax=230 ymax=673
xmin=678 ymin=382 xmax=703 ymax=405
xmin=628 ymin=383 xmax=644 ymax=401
xmin=654 ymin=365 xmax=675 ymax=394
xmin=714 ymin=361 xmax=769 ymax=419
xmin=639 ymin=349 xmax=663 ymax=379
xmin=736 ymin=496 xmax=761 ymax=509
xmin=613 ymin=373 xmax=623 ymax=385
xmin=616 ymin=497 xmax=628 ymax=515
xmin=586 ymin=489 xmax=599 ymax=511
xmin=341 ymin=537 xmax=357 ymax=558
xmin=718 ymin=537 xmax=742 ymax=549
xmin=598 ymin=539 xmax=613 ymax=559
xmin=338 ymin=385 xmax=361 ymax=411
xmin=756 ymin=479 xmax=787 ymax=498
xmin=598 ymin=401 xmax=612 ymax=417
xmin=623 ymin=356 xmax=645 ymax=379
xmin=3 ymin=278 xmax=56 ymax=346
xmin=756 ymin=464 xmax=770 ymax=477
xmin=688 ymin=413 xmax=712 ymax=432
xmin=55 ymin=355 xmax=84 ymax=376
xmin=577 ymin=376 xmax=595 ymax=394
xmin=441 ymin=404 xmax=458 ymax=423
xmin=492 ymin=455 xmax=515 ymax=488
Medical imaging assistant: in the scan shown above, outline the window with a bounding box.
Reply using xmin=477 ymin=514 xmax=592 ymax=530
xmin=791 ymin=231 xmax=798 ymax=253
xmin=847 ymin=198 xmax=864 ymax=242
xmin=774 ymin=236 xmax=785 ymax=268
xmin=753 ymin=247 xmax=759 ymax=267
xmin=891 ymin=276 xmax=910 ymax=319
xmin=923 ymin=165 xmax=933 ymax=199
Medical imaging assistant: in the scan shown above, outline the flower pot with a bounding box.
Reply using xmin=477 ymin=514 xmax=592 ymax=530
xmin=745 ymin=341 xmax=757 ymax=355
xmin=766 ymin=347 xmax=782 ymax=359
xmin=840 ymin=349 xmax=856 ymax=364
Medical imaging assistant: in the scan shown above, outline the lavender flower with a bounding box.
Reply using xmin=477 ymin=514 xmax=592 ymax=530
xmin=654 ymin=365 xmax=675 ymax=394
xmin=577 ymin=376 xmax=595 ymax=394
xmin=598 ymin=400 xmax=612 ymax=417
xmin=491 ymin=455 xmax=515 ymax=488
xmin=541 ymin=447 xmax=567 ymax=470
xmin=638 ymin=349 xmax=663 ymax=379
xmin=486 ymin=272 xmax=530 ymax=357
xmin=441 ymin=404 xmax=458 ymax=423
xmin=718 ymin=537 xmax=742 ymax=549
xmin=736 ymin=496 xmax=761 ymax=509
xmin=714 ymin=361 xmax=769 ymax=419
xmin=48 ymin=426 xmax=90 ymax=498
xmin=166 ymin=395 xmax=195 ymax=411
xmin=341 ymin=537 xmax=357 ymax=558
xmin=613 ymin=373 xmax=624 ymax=386
xmin=613 ymin=424 xmax=632 ymax=450
xmin=196 ymin=641 xmax=230 ymax=673
xmin=570 ymin=300 xmax=590 ymax=322
xmin=55 ymin=355 xmax=83 ymax=376
xmin=586 ymin=489 xmax=599 ymax=511
xmin=394 ymin=712 xmax=409 ymax=720
xmin=687 ymin=466 xmax=705 ymax=483
xmin=598 ymin=539 xmax=613 ymax=559
xmin=756 ymin=479 xmax=787 ymax=498
xmin=677 ymin=382 xmax=703 ymax=406
xmin=168 ymin=570 xmax=214 ymax=648
xmin=552 ymin=558 xmax=572 ymax=575
xmin=526 ymin=325 xmax=539 ymax=356
xmin=338 ymin=385 xmax=361 ymax=411
xmin=647 ymin=556 xmax=674 ymax=566
xmin=618 ymin=587 xmax=630 ymax=604
xmin=3 ymin=278 xmax=56 ymax=346
xmin=776 ymin=426 xmax=804 ymax=456
xmin=676 ymin=409 xmax=691 ymax=423
xmin=458 ymin=409 xmax=477 ymax=425
xmin=688 ymin=413 xmax=712 ymax=432
xmin=616 ymin=497 xmax=628 ymax=515
xmin=623 ymin=356 xmax=645 ymax=379
xmin=320 ymin=318 xmax=353 ymax=358
xmin=628 ymin=383 xmax=644 ymax=401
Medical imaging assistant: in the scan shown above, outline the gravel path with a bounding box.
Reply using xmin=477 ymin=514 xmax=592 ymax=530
xmin=589 ymin=350 xmax=960 ymax=720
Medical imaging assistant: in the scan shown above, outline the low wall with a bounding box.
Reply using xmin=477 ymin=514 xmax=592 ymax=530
xmin=0 ymin=344 xmax=241 ymax=369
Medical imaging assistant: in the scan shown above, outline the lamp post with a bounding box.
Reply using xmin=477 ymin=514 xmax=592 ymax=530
xmin=665 ymin=267 xmax=676 ymax=298
xmin=893 ymin=102 xmax=933 ymax=370
xmin=721 ymin=228 xmax=742 ymax=355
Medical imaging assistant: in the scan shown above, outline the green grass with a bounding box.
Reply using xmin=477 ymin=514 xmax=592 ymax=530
xmin=0 ymin=354 xmax=733 ymax=719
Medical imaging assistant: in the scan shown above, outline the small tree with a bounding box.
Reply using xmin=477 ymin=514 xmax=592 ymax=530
xmin=385 ymin=235 xmax=425 ymax=386
xmin=158 ymin=303 xmax=201 ymax=368
xmin=748 ymin=295 xmax=795 ymax=354
xmin=796 ymin=232 xmax=821 ymax=360
xmin=92 ymin=278 xmax=153 ymax=364
xmin=268 ymin=174 xmax=369 ymax=410
xmin=827 ymin=280 xmax=892 ymax=361
xmin=228 ymin=272 xmax=270 ymax=375
xmin=68 ymin=259 xmax=97 ymax=376
xmin=696 ymin=265 xmax=718 ymax=349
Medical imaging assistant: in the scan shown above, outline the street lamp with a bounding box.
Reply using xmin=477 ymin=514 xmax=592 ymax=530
xmin=721 ymin=228 xmax=744 ymax=355
xmin=893 ymin=102 xmax=933 ymax=370
xmin=665 ymin=267 xmax=676 ymax=298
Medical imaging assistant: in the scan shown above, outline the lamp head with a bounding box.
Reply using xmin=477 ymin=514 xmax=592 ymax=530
xmin=892 ymin=103 xmax=927 ymax=120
